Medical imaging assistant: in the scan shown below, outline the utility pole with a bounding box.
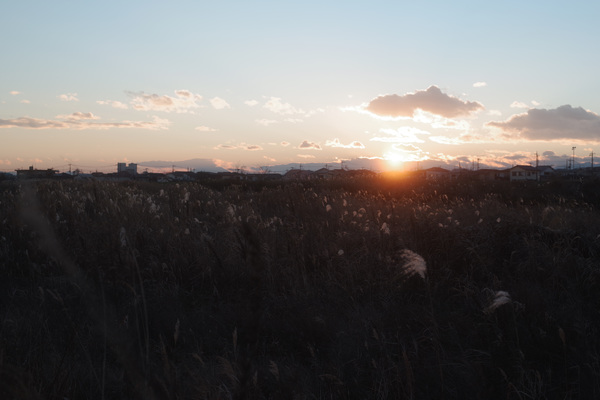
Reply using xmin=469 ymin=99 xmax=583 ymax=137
xmin=535 ymin=152 xmax=539 ymax=168
xmin=591 ymin=151 xmax=595 ymax=177
xmin=69 ymin=163 xmax=72 ymax=175
xmin=572 ymin=147 xmax=577 ymax=170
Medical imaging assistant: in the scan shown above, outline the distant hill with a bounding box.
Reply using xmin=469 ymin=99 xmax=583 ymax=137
xmin=138 ymin=158 xmax=229 ymax=173
xmin=138 ymin=157 xmax=387 ymax=174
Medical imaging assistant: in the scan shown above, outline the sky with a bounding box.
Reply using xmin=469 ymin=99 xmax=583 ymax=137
xmin=2 ymin=0 xmax=600 ymax=173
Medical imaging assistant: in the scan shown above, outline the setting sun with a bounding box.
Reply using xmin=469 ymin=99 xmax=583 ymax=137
xmin=384 ymin=151 xmax=407 ymax=170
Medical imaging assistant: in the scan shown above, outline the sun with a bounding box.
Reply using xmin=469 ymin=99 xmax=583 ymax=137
xmin=384 ymin=151 xmax=406 ymax=170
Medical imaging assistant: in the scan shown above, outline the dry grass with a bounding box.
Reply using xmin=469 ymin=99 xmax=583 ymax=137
xmin=1 ymin=178 xmax=600 ymax=399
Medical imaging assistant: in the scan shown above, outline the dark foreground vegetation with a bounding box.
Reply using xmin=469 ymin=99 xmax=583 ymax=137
xmin=1 ymin=177 xmax=600 ymax=399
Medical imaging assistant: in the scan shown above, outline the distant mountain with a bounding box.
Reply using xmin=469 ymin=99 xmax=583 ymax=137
xmin=264 ymin=158 xmax=387 ymax=174
xmin=138 ymin=158 xmax=229 ymax=173
xmin=138 ymin=157 xmax=387 ymax=174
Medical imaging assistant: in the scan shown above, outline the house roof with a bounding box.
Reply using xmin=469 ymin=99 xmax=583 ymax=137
xmin=511 ymin=165 xmax=538 ymax=171
xmin=424 ymin=167 xmax=450 ymax=173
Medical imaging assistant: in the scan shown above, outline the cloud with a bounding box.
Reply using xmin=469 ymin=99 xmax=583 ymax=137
xmin=216 ymin=144 xmax=236 ymax=150
xmin=58 ymin=93 xmax=79 ymax=102
xmin=56 ymin=112 xmax=100 ymax=120
xmin=364 ymin=86 xmax=483 ymax=119
xmin=175 ymin=90 xmax=193 ymax=98
xmin=510 ymin=101 xmax=530 ymax=109
xmin=280 ymin=141 xmax=290 ymax=147
xmin=428 ymin=136 xmax=464 ymax=145
xmin=325 ymin=138 xmax=365 ymax=149
xmin=256 ymin=119 xmax=277 ymax=126
xmin=487 ymin=105 xmax=600 ymax=142
xmin=215 ymin=143 xmax=263 ymax=151
xmin=299 ymin=140 xmax=322 ymax=150
xmin=128 ymin=90 xmax=202 ymax=113
xmin=297 ymin=154 xmax=316 ymax=159
xmin=244 ymin=100 xmax=259 ymax=106
xmin=97 ymin=100 xmax=129 ymax=109
xmin=264 ymin=97 xmax=304 ymax=115
xmin=0 ymin=115 xmax=169 ymax=130
xmin=370 ymin=127 xmax=430 ymax=144
xmin=210 ymin=97 xmax=230 ymax=110
xmin=20 ymin=100 xmax=30 ymax=104
xmin=195 ymin=125 xmax=218 ymax=132
xmin=10 ymin=91 xmax=20 ymax=95
xmin=473 ymin=82 xmax=487 ymax=88
xmin=0 ymin=117 xmax=69 ymax=129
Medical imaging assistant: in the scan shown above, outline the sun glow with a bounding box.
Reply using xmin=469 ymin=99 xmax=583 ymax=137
xmin=384 ymin=151 xmax=407 ymax=170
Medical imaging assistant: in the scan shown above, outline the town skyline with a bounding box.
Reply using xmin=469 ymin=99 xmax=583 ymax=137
xmin=2 ymin=1 xmax=600 ymax=173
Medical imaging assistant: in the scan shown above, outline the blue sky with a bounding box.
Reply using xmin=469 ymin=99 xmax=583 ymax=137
xmin=2 ymin=0 xmax=600 ymax=172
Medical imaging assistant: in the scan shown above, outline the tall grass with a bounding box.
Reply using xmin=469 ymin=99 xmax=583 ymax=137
xmin=1 ymin=178 xmax=599 ymax=399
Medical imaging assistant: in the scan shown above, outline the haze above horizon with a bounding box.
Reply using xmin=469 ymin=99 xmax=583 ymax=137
xmin=2 ymin=0 xmax=600 ymax=173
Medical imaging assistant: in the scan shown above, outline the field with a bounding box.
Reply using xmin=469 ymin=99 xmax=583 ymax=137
xmin=1 ymin=177 xmax=600 ymax=399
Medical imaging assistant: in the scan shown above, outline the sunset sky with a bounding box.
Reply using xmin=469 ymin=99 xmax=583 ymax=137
xmin=2 ymin=0 xmax=600 ymax=173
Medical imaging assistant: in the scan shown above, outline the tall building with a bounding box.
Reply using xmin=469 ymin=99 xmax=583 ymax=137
xmin=117 ymin=163 xmax=138 ymax=175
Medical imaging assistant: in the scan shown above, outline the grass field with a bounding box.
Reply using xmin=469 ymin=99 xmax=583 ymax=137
xmin=1 ymin=177 xmax=599 ymax=399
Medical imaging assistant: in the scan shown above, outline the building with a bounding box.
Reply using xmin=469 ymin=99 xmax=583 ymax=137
xmin=536 ymin=165 xmax=555 ymax=180
xmin=509 ymin=165 xmax=554 ymax=182
xmin=473 ymin=168 xmax=510 ymax=181
xmin=117 ymin=163 xmax=137 ymax=176
xmin=15 ymin=166 xmax=58 ymax=179
xmin=424 ymin=167 xmax=450 ymax=180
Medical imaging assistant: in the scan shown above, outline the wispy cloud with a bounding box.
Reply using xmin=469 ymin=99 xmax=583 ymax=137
xmin=264 ymin=97 xmax=304 ymax=115
xmin=473 ymin=82 xmax=487 ymax=88
xmin=56 ymin=112 xmax=100 ymax=120
xmin=216 ymin=144 xmax=236 ymax=150
xmin=297 ymin=154 xmax=315 ymax=159
xmin=20 ymin=100 xmax=30 ymax=104
xmin=210 ymin=97 xmax=230 ymax=110
xmin=128 ymin=90 xmax=202 ymax=113
xmin=256 ymin=119 xmax=277 ymax=126
xmin=487 ymin=105 xmax=600 ymax=142
xmin=428 ymin=136 xmax=465 ymax=145
xmin=370 ymin=127 xmax=430 ymax=144
xmin=363 ymin=86 xmax=483 ymax=119
xmin=325 ymin=138 xmax=365 ymax=149
xmin=10 ymin=91 xmax=20 ymax=95
xmin=97 ymin=100 xmax=129 ymax=109
xmin=215 ymin=143 xmax=263 ymax=151
xmin=510 ymin=101 xmax=530 ymax=109
xmin=0 ymin=115 xmax=169 ymax=130
xmin=58 ymin=93 xmax=79 ymax=102
xmin=244 ymin=100 xmax=259 ymax=106
xmin=280 ymin=141 xmax=290 ymax=147
xmin=298 ymin=140 xmax=322 ymax=150
xmin=195 ymin=125 xmax=218 ymax=132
